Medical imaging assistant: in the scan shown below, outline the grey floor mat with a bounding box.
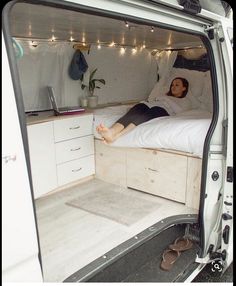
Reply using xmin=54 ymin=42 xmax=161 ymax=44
xmin=66 ymin=187 xmax=160 ymax=226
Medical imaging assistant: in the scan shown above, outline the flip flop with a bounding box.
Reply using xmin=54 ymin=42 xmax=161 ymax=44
xmin=169 ymin=237 xmax=193 ymax=252
xmin=160 ymin=249 xmax=181 ymax=271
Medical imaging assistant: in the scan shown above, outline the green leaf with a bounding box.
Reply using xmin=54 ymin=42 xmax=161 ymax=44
xmin=83 ymin=68 xmax=106 ymax=93
xmin=89 ymin=68 xmax=97 ymax=81
xmin=97 ymin=79 xmax=105 ymax=85
xmin=89 ymin=80 xmax=95 ymax=91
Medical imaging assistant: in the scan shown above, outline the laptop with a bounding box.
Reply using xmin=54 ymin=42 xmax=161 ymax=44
xmin=47 ymin=86 xmax=85 ymax=116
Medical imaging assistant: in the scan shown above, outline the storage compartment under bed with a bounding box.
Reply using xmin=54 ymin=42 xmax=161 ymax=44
xmin=95 ymin=139 xmax=202 ymax=209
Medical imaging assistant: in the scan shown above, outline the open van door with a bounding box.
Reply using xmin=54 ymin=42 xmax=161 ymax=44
xmin=197 ymin=16 xmax=233 ymax=273
xmin=2 ymin=32 xmax=43 ymax=282
xmin=218 ymin=19 xmax=233 ymax=272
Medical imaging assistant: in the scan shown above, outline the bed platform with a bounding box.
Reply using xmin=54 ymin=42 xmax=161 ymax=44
xmin=95 ymin=139 xmax=202 ymax=210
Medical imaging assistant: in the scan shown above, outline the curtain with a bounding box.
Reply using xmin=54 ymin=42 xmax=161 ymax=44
xmin=16 ymin=41 xmax=79 ymax=111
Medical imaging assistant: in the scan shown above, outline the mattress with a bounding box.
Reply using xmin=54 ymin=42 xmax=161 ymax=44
xmin=93 ymin=105 xmax=212 ymax=158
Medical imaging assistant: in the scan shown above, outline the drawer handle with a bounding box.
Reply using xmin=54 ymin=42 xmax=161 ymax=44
xmin=148 ymin=168 xmax=158 ymax=172
xmin=70 ymin=147 xmax=81 ymax=151
xmin=72 ymin=167 xmax=82 ymax=172
xmin=69 ymin=126 xmax=80 ymax=130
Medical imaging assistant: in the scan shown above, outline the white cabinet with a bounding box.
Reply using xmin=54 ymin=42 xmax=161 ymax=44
xmin=27 ymin=122 xmax=57 ymax=199
xmin=54 ymin=114 xmax=95 ymax=187
xmin=27 ymin=113 xmax=95 ymax=198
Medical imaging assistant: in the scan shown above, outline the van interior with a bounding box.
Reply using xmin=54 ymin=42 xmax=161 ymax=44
xmin=8 ymin=1 xmax=215 ymax=282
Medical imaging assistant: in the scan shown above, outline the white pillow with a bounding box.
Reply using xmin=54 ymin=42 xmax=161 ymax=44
xmin=148 ymin=80 xmax=166 ymax=102
xmin=148 ymin=68 xmax=206 ymax=104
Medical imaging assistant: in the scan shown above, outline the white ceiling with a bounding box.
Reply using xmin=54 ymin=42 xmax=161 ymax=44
xmin=9 ymin=2 xmax=204 ymax=50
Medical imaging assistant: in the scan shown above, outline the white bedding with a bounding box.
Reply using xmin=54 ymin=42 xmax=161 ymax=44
xmin=93 ymin=106 xmax=212 ymax=158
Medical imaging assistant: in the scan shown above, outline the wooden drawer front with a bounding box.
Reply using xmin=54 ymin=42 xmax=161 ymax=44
xmin=127 ymin=149 xmax=187 ymax=203
xmin=57 ymin=155 xmax=95 ymax=186
xmin=53 ymin=115 xmax=93 ymax=142
xmin=55 ymin=135 xmax=94 ymax=164
xmin=95 ymin=140 xmax=126 ymax=187
xmin=185 ymin=157 xmax=202 ymax=210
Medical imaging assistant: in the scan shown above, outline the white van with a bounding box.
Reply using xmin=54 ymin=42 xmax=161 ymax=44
xmin=2 ymin=0 xmax=233 ymax=283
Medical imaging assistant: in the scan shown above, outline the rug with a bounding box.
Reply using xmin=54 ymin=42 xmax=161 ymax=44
xmin=66 ymin=188 xmax=160 ymax=226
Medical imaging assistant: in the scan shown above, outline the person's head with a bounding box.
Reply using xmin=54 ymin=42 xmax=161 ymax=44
xmin=166 ymin=77 xmax=189 ymax=98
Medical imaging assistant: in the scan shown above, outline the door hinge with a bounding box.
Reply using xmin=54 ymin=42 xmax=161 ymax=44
xmin=222 ymin=213 xmax=232 ymax=220
xmin=226 ymin=166 xmax=233 ymax=182
xmin=204 ymin=24 xmax=221 ymax=40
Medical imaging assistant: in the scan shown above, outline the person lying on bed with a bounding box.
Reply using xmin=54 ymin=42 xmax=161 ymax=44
xmin=97 ymin=77 xmax=191 ymax=143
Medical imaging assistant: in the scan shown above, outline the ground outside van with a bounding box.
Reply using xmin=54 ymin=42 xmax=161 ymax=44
xmin=2 ymin=0 xmax=233 ymax=283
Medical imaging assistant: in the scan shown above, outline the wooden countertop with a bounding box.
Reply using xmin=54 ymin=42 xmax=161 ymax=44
xmin=26 ymin=110 xmax=93 ymax=125
xmin=26 ymin=100 xmax=138 ymax=125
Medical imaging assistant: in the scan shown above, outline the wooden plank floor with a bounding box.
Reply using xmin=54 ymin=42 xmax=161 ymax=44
xmin=35 ymin=178 xmax=198 ymax=282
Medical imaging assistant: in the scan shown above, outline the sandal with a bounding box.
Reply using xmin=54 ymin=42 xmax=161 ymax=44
xmin=160 ymin=249 xmax=181 ymax=271
xmin=169 ymin=237 xmax=193 ymax=252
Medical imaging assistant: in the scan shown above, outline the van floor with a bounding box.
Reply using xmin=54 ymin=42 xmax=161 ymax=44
xmin=35 ymin=178 xmax=198 ymax=282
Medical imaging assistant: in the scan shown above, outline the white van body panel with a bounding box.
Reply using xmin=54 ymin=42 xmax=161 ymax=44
xmin=2 ymin=33 xmax=43 ymax=282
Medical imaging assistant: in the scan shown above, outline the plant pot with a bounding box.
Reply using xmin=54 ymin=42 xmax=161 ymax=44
xmin=88 ymin=95 xmax=98 ymax=108
xmin=80 ymin=97 xmax=88 ymax=107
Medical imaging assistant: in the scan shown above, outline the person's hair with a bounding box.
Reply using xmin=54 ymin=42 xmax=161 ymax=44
xmin=166 ymin=77 xmax=189 ymax=98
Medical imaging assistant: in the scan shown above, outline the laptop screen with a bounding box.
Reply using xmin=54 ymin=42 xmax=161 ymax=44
xmin=47 ymin=86 xmax=59 ymax=112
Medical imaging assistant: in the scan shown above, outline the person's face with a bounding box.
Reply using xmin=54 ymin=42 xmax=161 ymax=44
xmin=170 ymin=79 xmax=186 ymax=98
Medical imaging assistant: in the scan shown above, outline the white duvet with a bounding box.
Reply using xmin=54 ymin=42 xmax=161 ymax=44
xmin=93 ymin=106 xmax=212 ymax=158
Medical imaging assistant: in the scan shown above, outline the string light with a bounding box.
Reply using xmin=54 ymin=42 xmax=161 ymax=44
xmin=109 ymin=41 xmax=115 ymax=47
xmin=120 ymin=47 xmax=126 ymax=55
xmin=132 ymin=47 xmax=137 ymax=54
xmin=150 ymin=27 xmax=154 ymax=32
xmin=125 ymin=21 xmax=129 ymax=28
xmin=17 ymin=36 xmax=166 ymax=56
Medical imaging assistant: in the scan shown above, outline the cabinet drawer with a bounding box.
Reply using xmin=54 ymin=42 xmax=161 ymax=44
xmin=53 ymin=114 xmax=93 ymax=142
xmin=127 ymin=149 xmax=187 ymax=203
xmin=55 ymin=135 xmax=94 ymax=164
xmin=57 ymin=155 xmax=95 ymax=186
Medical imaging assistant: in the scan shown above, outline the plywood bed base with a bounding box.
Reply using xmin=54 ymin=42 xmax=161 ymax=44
xmin=95 ymin=139 xmax=202 ymax=210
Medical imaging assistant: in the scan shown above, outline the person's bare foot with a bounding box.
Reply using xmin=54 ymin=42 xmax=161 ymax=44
xmin=97 ymin=123 xmax=114 ymax=143
xmin=96 ymin=124 xmax=103 ymax=133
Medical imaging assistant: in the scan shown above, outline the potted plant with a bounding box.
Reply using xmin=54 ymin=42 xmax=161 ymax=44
xmin=81 ymin=68 xmax=106 ymax=108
